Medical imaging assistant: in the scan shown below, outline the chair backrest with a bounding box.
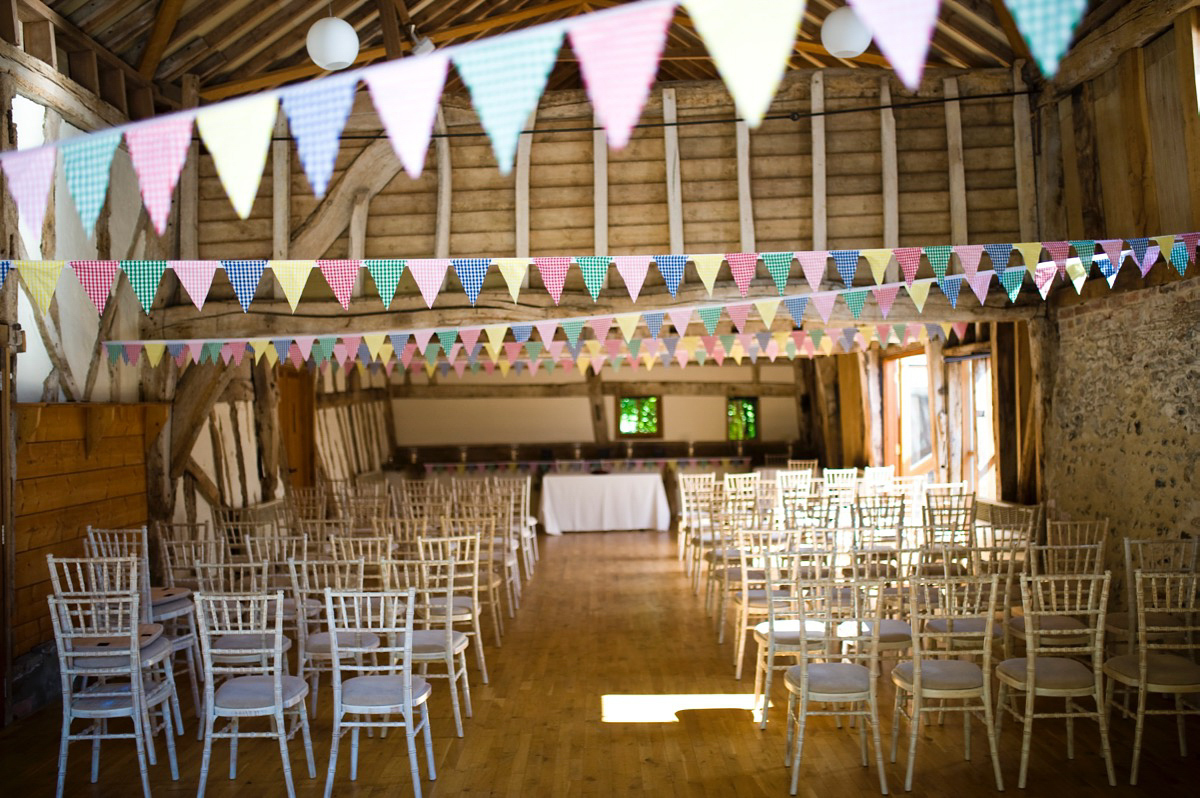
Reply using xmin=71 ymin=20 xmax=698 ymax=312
xmin=1031 ymin=543 xmax=1104 ymax=576
xmin=1046 ymin=519 xmax=1109 ymax=547
xmin=419 ymin=534 xmax=480 ymax=601
xmin=890 ymin=475 xmax=927 ymax=526
xmin=923 ymin=491 xmax=976 ymax=548
xmin=775 ymin=470 xmax=814 ymax=523
xmin=217 ymin=519 xmax=276 ymax=561
xmin=977 ymin=504 xmax=1040 ymax=550
xmin=48 ymin=593 xmax=140 ymax=687
xmin=160 ymin=538 xmax=223 ymax=589
xmin=325 ymin=589 xmax=417 ymax=705
xmin=679 ymin=472 xmax=717 ymax=526
xmin=382 ymin=557 xmax=423 ymax=590
xmin=330 ymin=535 xmax=390 ymax=589
xmin=822 ymin=468 xmax=859 ymax=503
xmin=1122 ymin=538 xmax=1199 ymax=611
xmin=195 ymin=591 xmax=287 ymax=682
xmin=722 ymin=473 xmax=760 ymax=528
xmin=86 ymin=526 xmax=150 ymax=617
xmin=860 ymin=465 xmax=896 ymax=495
xmin=287 ymin=487 xmax=327 ymax=522
xmin=246 ymin=535 xmax=308 ymax=569
xmin=1018 ymin=572 xmax=1110 ymax=669
xmin=910 ymin=574 xmax=999 ymax=669
xmin=855 ymin=494 xmax=906 ymax=546
xmin=1134 ymin=571 xmax=1200 ymax=664
xmin=46 ymin=555 xmax=139 ymax=596
xmin=195 ymin=560 xmax=270 ymax=593
xmin=787 ymin=459 xmax=818 ymax=475
xmin=796 ymin=580 xmax=884 ymax=683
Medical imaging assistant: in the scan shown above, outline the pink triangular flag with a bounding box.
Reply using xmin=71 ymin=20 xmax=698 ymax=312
xmin=955 ymin=244 xmax=984 ymax=279
xmin=72 ymin=260 xmax=120 ymax=313
xmin=364 ymin=54 xmax=449 ymax=179
xmin=453 ymin=359 xmax=467 ymax=377
xmin=1043 ymin=241 xmax=1072 ymax=278
xmin=173 ymin=260 xmax=218 ymax=310
xmin=1034 ymin=263 xmax=1057 ymax=298
xmin=341 ymin=336 xmax=362 ymax=365
xmin=605 ymin=338 xmax=622 ymax=358
xmin=568 ymin=1 xmax=674 ymax=149
xmin=589 ymin=316 xmax=613 ymax=342
xmin=318 ymin=259 xmax=360 ymax=309
xmin=536 ymin=320 xmax=559 ymax=344
xmin=535 ymin=257 xmax=571 ymax=304
xmin=231 ymin=343 xmax=247 ymax=367
xmin=1135 ymin=244 xmax=1160 ymax=277
xmin=295 ymin=336 xmax=315 ymax=360
xmin=547 ymin=340 xmax=566 ymax=359
xmin=967 ymin=271 xmax=992 ymax=305
xmin=675 ymin=349 xmax=690 ymax=368
xmin=125 ymin=113 xmax=195 ymax=234
xmin=482 ymin=360 xmax=495 ymax=374
xmin=725 ymin=252 xmax=759 ymax=296
xmin=526 ymin=357 xmax=541 ymax=375
xmin=905 ymin=323 xmax=921 ymax=345
xmin=668 ymin=308 xmax=692 ymax=336
xmin=187 ymin=341 xmax=204 ymax=363
xmin=412 ymin=329 xmax=435 ymax=351
xmin=219 ymin=342 xmax=236 ymax=365
xmin=401 ymin=343 xmax=416 ymax=367
xmin=1 ymin=146 xmax=57 ymax=239
xmin=1096 ymin=239 xmax=1124 ymax=275
xmin=407 ymin=259 xmax=449 ymax=308
xmin=811 ymin=294 xmax=836 ymax=322
xmin=872 ymin=284 xmax=900 ymax=319
xmin=613 ymin=256 xmax=651 ymax=301
xmin=875 ymin=325 xmax=892 ymax=345
xmin=459 ymin=328 xmax=481 ymax=352
xmin=1180 ymin=232 xmax=1199 ymax=264
xmin=951 ymin=322 xmax=969 ymax=342
xmin=849 ymin=0 xmax=938 ymax=90
xmin=504 ymin=342 xmax=523 ymax=363
xmin=727 ymin=303 xmax=751 ymax=332
xmin=797 ymin=251 xmax=829 ymax=291
xmin=894 ymin=247 xmax=922 ymax=286
xmin=288 ymin=343 xmax=304 ymax=368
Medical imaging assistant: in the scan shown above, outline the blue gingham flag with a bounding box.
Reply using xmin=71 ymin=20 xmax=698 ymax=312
xmin=452 ymin=26 xmax=565 ymax=174
xmin=223 ymin=260 xmax=267 ymax=312
xmin=60 ymin=131 xmax=121 ymax=238
xmin=388 ymin=333 xmax=409 ymax=353
xmin=939 ymin=275 xmax=964 ymax=308
xmin=983 ymin=243 xmax=1013 ymax=274
xmin=1004 ymin=0 xmax=1087 ymax=76
xmin=0 ymin=260 xmax=8 ymax=291
xmin=511 ymin=324 xmax=533 ymax=344
xmin=831 ymin=250 xmax=859 ymax=287
xmin=783 ymin=296 xmax=809 ymax=326
xmin=453 ymin=258 xmax=490 ymax=305
xmin=281 ymin=73 xmax=359 ymax=197
xmin=643 ymin=311 xmax=664 ymax=339
xmin=654 ymin=255 xmax=687 ymax=297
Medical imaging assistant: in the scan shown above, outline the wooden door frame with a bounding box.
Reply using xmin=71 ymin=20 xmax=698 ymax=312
xmin=882 ymin=346 xmax=933 ymax=477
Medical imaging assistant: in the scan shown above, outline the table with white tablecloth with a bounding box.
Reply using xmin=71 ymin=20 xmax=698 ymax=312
xmin=539 ymin=473 xmax=671 ymax=535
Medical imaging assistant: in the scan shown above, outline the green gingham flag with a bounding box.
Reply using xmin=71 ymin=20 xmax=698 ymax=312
xmin=61 ymin=131 xmax=121 ymax=239
xmin=453 ymin=26 xmax=565 ymax=174
xmin=698 ymin=306 xmax=722 ymax=335
xmin=436 ymin=329 xmax=458 ymax=353
xmin=998 ymin=269 xmax=1025 ymax=302
xmin=844 ymin=288 xmax=869 ymax=319
xmin=1169 ymin=240 xmax=1189 ymax=277
xmin=761 ymin=252 xmax=793 ymax=295
xmin=1004 ymin=0 xmax=1088 ymax=76
xmin=575 ymin=256 xmax=611 ymax=300
xmin=120 ymin=260 xmax=167 ymax=313
xmin=364 ymin=259 xmax=405 ymax=307
xmin=924 ymin=245 xmax=953 ymax=286
xmin=561 ymin=320 xmax=585 ymax=345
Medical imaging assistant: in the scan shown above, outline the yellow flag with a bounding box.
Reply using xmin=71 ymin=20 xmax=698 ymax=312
xmin=754 ymin=298 xmax=780 ymax=328
xmin=263 ymin=343 xmax=280 ymax=366
xmin=143 ymin=343 xmax=166 ymax=367
xmin=1066 ymin=259 xmax=1088 ymax=294
xmin=249 ymin=340 xmax=271 ymax=363
xmin=495 ymin=258 xmax=529 ymax=303
xmin=1152 ymin=234 xmax=1174 ymax=256
xmin=196 ymin=95 xmax=278 ymax=219
xmin=584 ymin=339 xmax=603 ymax=357
xmin=691 ymin=254 xmax=724 ymax=295
xmin=497 ymin=358 xmax=511 ymax=377
xmin=17 ymin=260 xmax=65 ymax=314
xmin=363 ymin=334 xmax=386 ymax=361
xmin=575 ymin=356 xmax=591 ymax=376
xmin=484 ymin=325 xmax=506 ymax=359
xmin=907 ymin=281 xmax=932 ymax=313
xmin=271 ymin=261 xmax=315 ymax=311
xmin=1014 ymin=242 xmax=1044 ymax=277
xmin=616 ymin=313 xmax=640 ymax=342
xmin=861 ymin=249 xmax=893 ymax=284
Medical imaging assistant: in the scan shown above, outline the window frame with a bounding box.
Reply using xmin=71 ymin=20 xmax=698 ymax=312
xmin=726 ymin=396 xmax=760 ymax=442
xmin=615 ymin=395 xmax=663 ymax=439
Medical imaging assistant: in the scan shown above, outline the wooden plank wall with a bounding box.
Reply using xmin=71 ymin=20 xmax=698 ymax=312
xmin=315 ymin=398 xmax=391 ymax=482
xmin=10 ymin=403 xmax=165 ymax=657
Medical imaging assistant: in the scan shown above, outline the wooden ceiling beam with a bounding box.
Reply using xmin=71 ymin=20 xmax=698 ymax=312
xmin=377 ymin=0 xmax=405 ymax=59
xmin=201 ymin=0 xmax=340 ymax=81
xmin=161 ymin=0 xmax=258 ymax=62
xmin=160 ymin=0 xmax=295 ymax=81
xmin=137 ymin=0 xmax=185 ymax=78
xmin=989 ymin=0 xmax=1031 ymax=60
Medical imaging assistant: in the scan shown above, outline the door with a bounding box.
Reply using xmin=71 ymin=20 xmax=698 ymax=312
xmin=277 ymin=366 xmax=315 ymax=490
xmin=883 ymin=352 xmax=934 ymax=477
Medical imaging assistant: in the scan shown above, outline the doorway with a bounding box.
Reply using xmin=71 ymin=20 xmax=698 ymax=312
xmin=277 ymin=366 xmax=316 ymax=490
xmin=883 ymin=351 xmax=934 ymax=477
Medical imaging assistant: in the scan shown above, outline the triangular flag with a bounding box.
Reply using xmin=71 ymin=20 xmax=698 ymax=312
xmin=984 ymin=242 xmax=1013 ymax=273
xmin=727 ymin=304 xmax=751 ymax=332
xmin=761 ymin=251 xmax=793 ymax=294
xmin=535 ymin=257 xmax=571 ymax=304
xmin=408 ymin=259 xmax=449 ymax=308
xmin=655 ymin=254 xmax=687 ymax=297
xmin=568 ymin=1 xmax=674 ymax=149
xmin=849 ymin=0 xmax=938 ymax=89
xmin=1043 ymin=240 xmax=1072 ymax=278
xmin=495 ymin=258 xmax=529 ymax=302
xmin=998 ymin=269 xmax=1024 ymax=302
xmin=72 ymin=260 xmax=120 ymax=313
xmin=1168 ymin=240 xmax=1189 ymax=276
xmin=907 ymin=281 xmax=931 ymax=313
xmin=458 ymin=328 xmax=480 ymax=352
xmin=172 ymin=260 xmax=218 ymax=311
xmin=966 ymin=271 xmax=992 ymax=305
xmin=1014 ymin=242 xmax=1044 ymax=277
xmin=797 ymin=251 xmax=828 ymax=291
xmin=318 ymin=259 xmax=359 ymax=309
xmin=1069 ymin=239 xmax=1095 ymax=273
xmin=668 ymin=308 xmax=692 ymax=336
xmin=861 ymin=249 xmax=892 ymax=285
xmin=364 ymin=259 xmax=405 ymax=306
xmin=754 ymin=299 xmax=779 ymax=328
xmin=17 ymin=261 xmax=65 ymax=314
xmin=271 ymin=260 xmax=314 ymax=311
xmin=726 ymin=252 xmax=759 ymax=295
xmin=783 ymin=297 xmax=808 ymax=326
xmin=872 ymin=284 xmax=899 ymax=319
xmin=1034 ymin=263 xmax=1056 ymax=298
xmin=613 ymin=256 xmax=650 ymax=301
xmin=643 ymin=311 xmax=665 ymax=339
xmin=121 ymin=260 xmax=167 ymax=312
xmin=365 ymin=53 xmax=449 ymax=179
xmin=453 ymin=26 xmax=564 ymax=173
xmin=503 ymin=342 xmax=523 ymax=364
xmin=1181 ymin=233 xmax=1199 ymax=264
xmin=1003 ymin=0 xmax=1088 ymax=76
xmin=691 ymin=253 xmax=724 ymax=295
xmin=924 ymin=245 xmax=952 ymax=284
xmin=60 ymin=131 xmax=121 ymax=238
xmin=536 ymin=320 xmax=559 ymax=344
xmin=1095 ymin=239 xmax=1123 ymax=280
xmin=223 ymin=259 xmax=267 ymax=312
xmin=511 ymin=324 xmax=533 ymax=344
xmin=143 ymin=342 xmax=165 ymax=368
xmin=485 ymin=326 xmax=507 ymax=357
xmin=280 ymin=73 xmax=358 ymax=197
xmin=1 ymin=146 xmax=56 ymax=245
xmin=811 ymin=294 xmax=836 ymax=323
xmin=683 ymin=0 xmax=807 ymax=125
xmin=616 ymin=313 xmax=640 ymax=342
xmin=125 ymin=114 xmax=195 ymax=234
xmin=412 ymin=329 xmax=435 ymax=351
xmin=561 ymin=320 xmax=585 ymax=345
xmin=453 ymin=257 xmax=490 ymax=305
xmin=940 ymin=275 xmax=964 ymax=308
xmin=954 ymin=244 xmax=984 ymax=280
xmin=831 ymin=250 xmax=860 ymax=287
xmin=295 ymin=336 xmax=316 ymax=360
xmin=1065 ymin=259 xmax=1088 ymax=293
xmin=576 ymin=256 xmax=611 ymax=301
xmin=1134 ymin=244 xmax=1160 ymax=278
xmin=435 ymin=329 xmax=458 ymax=354
xmin=844 ymin=288 xmax=868 ymax=319
xmin=697 ymin=306 xmax=722 ymax=335
xmin=894 ymin=247 xmax=922 ymax=286
xmin=196 ymin=94 xmax=277 ymax=218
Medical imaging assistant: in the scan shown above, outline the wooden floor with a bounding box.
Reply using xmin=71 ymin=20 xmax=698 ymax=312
xmin=4 ymin=530 xmax=1200 ymax=796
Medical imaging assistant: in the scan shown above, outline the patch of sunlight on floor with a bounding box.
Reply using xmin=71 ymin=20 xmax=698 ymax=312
xmin=601 ymin=694 xmax=772 ymax=723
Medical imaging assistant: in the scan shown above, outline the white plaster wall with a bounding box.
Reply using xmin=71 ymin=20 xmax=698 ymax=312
xmin=394 ymin=396 xmax=595 ymax=445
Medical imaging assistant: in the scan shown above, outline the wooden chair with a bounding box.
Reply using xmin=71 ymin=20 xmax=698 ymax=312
xmin=1046 ymin=518 xmax=1109 ymax=547
xmin=442 ymin=513 xmax=506 ymax=644
xmin=731 ymin=528 xmax=793 ymax=680
xmin=860 ymin=464 xmax=896 ymax=496
xmin=786 ymin=458 xmax=818 ymax=475
xmin=678 ymin=471 xmax=717 ymax=572
xmin=891 ymin=574 xmax=1004 ymax=792
xmin=1105 ymin=538 xmax=1198 ymax=654
xmin=775 ymin=469 xmax=815 ymax=529
xmin=494 ymin=474 xmax=538 ymax=579
xmin=194 ymin=591 xmax=315 ymax=798
xmin=324 ymin=588 xmax=436 ymax=798
xmin=330 ymin=535 xmax=390 ymax=590
xmin=996 ymin=572 xmax=1116 ymax=788
xmin=822 ymin=468 xmax=859 ymax=512
xmin=418 ymin=534 xmax=489 ymax=684
xmin=1103 ymin=570 xmax=1200 ymax=784
xmin=287 ymin=558 xmax=369 ymax=715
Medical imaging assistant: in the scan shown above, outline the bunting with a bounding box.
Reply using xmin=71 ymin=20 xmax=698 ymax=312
xmin=17 ymin=260 xmax=65 ymax=314
xmin=272 ymin=260 xmax=315 ymax=311
xmin=831 ymin=250 xmax=859 ymax=287
xmin=196 ymin=95 xmax=278 ymax=219
xmin=73 ymin=260 xmax=120 ymax=313
xmin=1 ymin=146 xmax=56 ymax=244
xmin=60 ymin=131 xmax=121 ymax=239
xmin=849 ymin=0 xmax=939 ymax=89
xmin=453 ymin=258 xmax=491 ymax=305
xmin=726 ymin=252 xmax=759 ymax=295
xmin=1003 ymin=0 xmax=1088 ymax=77
xmin=365 ymin=54 xmax=449 ymax=179
xmin=125 ymin=114 xmax=195 ymax=234
xmin=224 ymin=259 xmax=267 ymax=312
xmin=123 ymin=260 xmax=167 ymax=312
xmin=318 ymin=259 xmax=359 ymax=309
xmin=496 ymin=258 xmax=529 ymax=303
xmin=535 ymin=257 xmax=571 ymax=304
xmin=576 ymin=256 xmax=611 ymax=300
xmin=655 ymin=254 xmax=687 ymax=297
xmin=409 ymin=259 xmax=450 ymax=308
xmin=364 ymin=259 xmax=406 ymax=306
xmin=692 ymin=254 xmax=724 ymax=295
xmin=613 ymin=256 xmax=650 ymax=301
xmin=762 ymin=252 xmax=793 ymax=295
xmin=280 ymin=74 xmax=358 ymax=198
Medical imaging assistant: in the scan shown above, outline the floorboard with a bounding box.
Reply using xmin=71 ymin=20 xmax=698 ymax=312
xmin=3 ymin=530 xmax=1199 ymax=795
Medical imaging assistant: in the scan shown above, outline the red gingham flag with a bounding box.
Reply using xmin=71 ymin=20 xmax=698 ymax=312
xmin=318 ymin=259 xmax=360 ymax=309
xmin=535 ymin=257 xmax=571 ymax=304
xmin=725 ymin=252 xmax=759 ymax=296
xmin=73 ymin=260 xmax=120 ymax=313
xmin=125 ymin=114 xmax=195 ymax=234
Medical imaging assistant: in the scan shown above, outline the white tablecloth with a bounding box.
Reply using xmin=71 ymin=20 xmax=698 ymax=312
xmin=539 ymin=473 xmax=671 ymax=535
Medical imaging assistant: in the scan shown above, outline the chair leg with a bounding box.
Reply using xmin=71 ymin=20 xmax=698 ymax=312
xmin=298 ymin=701 xmax=316 ymax=778
xmin=324 ymin=718 xmax=342 ymax=798
xmin=405 ymin=716 xmax=423 ymax=798
xmin=1095 ymin=685 xmax=1116 ymax=787
xmin=1066 ymin=697 xmax=1075 ymax=759
xmin=160 ymin=700 xmax=180 ymax=780
xmin=131 ymin=707 xmax=152 ymax=798
xmin=982 ymin=689 xmax=1004 ymax=791
xmin=1176 ymin=693 xmax=1188 ymax=757
xmin=472 ymin=617 xmax=490 ymax=684
xmin=459 ymin=652 xmax=474 ymax=718
xmin=890 ymin=689 xmax=902 ymax=764
xmin=868 ymin=694 xmax=888 ymax=795
xmin=753 ymin=644 xmax=768 ymax=728
xmin=350 ymin=725 xmax=360 ymax=781
xmin=55 ymin=707 xmax=70 ymax=798
xmin=1018 ymin=690 xmax=1035 ymax=790
xmin=421 ymin=702 xmax=437 ymax=779
xmin=789 ymin=693 xmax=809 ymax=796
xmin=198 ymin=712 xmax=215 ymax=797
xmin=446 ymin=655 xmax=464 ymax=737
xmin=92 ymin=719 xmax=103 ymax=782
xmin=904 ymin=696 xmax=921 ymax=792
xmin=1130 ymin=687 xmax=1148 ymax=786
xmin=275 ymin=712 xmax=297 ymax=798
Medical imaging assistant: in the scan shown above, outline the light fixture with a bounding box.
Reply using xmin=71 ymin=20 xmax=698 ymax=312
xmin=306 ymin=16 xmax=359 ymax=71
xmin=821 ymin=6 xmax=871 ymax=59
xmin=412 ymin=35 xmax=435 ymax=56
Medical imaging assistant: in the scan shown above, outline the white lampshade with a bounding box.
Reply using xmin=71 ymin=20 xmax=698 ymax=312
xmin=307 ymin=17 xmax=359 ymax=71
xmin=821 ymin=6 xmax=871 ymax=59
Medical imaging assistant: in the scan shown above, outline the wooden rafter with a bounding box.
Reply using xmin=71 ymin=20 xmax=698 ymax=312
xmin=989 ymin=0 xmax=1031 ymax=60
xmin=137 ymin=0 xmax=185 ymax=78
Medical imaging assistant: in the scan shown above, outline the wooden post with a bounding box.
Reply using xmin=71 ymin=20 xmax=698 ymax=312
xmin=925 ymin=337 xmax=949 ymax=482
xmin=0 ymin=0 xmax=20 ymax=47
xmin=252 ymin=359 xmax=282 ymax=500
xmin=946 ymin=359 xmax=963 ymax=482
xmin=792 ymin=358 xmax=817 ymax=457
xmin=990 ymin=321 xmax=1019 ymax=500
xmin=516 ymin=108 xmax=536 ymax=258
xmin=813 ymin=357 xmax=841 ymax=467
xmin=662 ymin=87 xmax=683 ymax=254
xmin=433 ymin=106 xmax=451 ymax=258
xmin=179 ymin=75 xmax=200 ymax=260
xmin=587 ymin=368 xmax=608 ymax=444
xmin=1025 ymin=316 xmax=1054 ymax=503
xmin=1070 ymin=83 xmax=1105 ymax=236
xmin=879 ymin=78 xmax=899 ymax=281
xmin=348 ymin=189 xmax=369 ymax=260
xmin=735 ymin=120 xmax=755 ymax=252
xmin=811 ymin=71 xmax=827 ymax=250
xmin=272 ymin=109 xmax=290 ymax=261
xmin=1012 ymin=64 xmax=1038 ymax=240
xmin=862 ymin=349 xmax=883 ymax=466
xmin=943 ymin=77 xmax=968 ymax=245
xmin=1117 ymin=47 xmax=1160 ymax=236
xmin=593 ymin=112 xmax=608 ymax=256
xmin=1057 ymin=96 xmax=1085 ymax=239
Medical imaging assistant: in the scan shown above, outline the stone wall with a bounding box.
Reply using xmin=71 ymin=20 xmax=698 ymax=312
xmin=1046 ymin=277 xmax=1200 ymax=608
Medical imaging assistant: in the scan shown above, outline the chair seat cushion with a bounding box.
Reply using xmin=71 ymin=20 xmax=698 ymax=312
xmin=786 ymin=662 xmax=870 ymax=695
xmin=306 ymin=631 xmax=381 ymax=656
xmin=215 ymin=675 xmax=307 ymax=710
xmin=754 ymin=619 xmax=824 ymax=647
xmin=735 ymin=589 xmax=789 ymax=610
xmin=76 ymin=635 xmax=172 ymax=670
xmin=997 ymin=657 xmax=1095 ymax=690
xmin=925 ymin=617 xmax=1001 ymax=638
xmin=282 ymin=597 xmax=322 ymax=616
xmin=839 ymin=619 xmax=912 ymax=645
xmin=341 ymin=675 xmax=431 ymax=708
xmin=411 ymin=629 xmax=469 ymax=656
xmin=892 ymin=659 xmax=983 ymax=692
xmin=150 ymin=596 xmax=194 ymax=621
xmin=1104 ymin=653 xmax=1200 ymax=688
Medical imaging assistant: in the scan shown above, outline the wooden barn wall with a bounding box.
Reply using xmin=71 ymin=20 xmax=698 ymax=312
xmin=315 ymin=366 xmax=393 ymax=482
